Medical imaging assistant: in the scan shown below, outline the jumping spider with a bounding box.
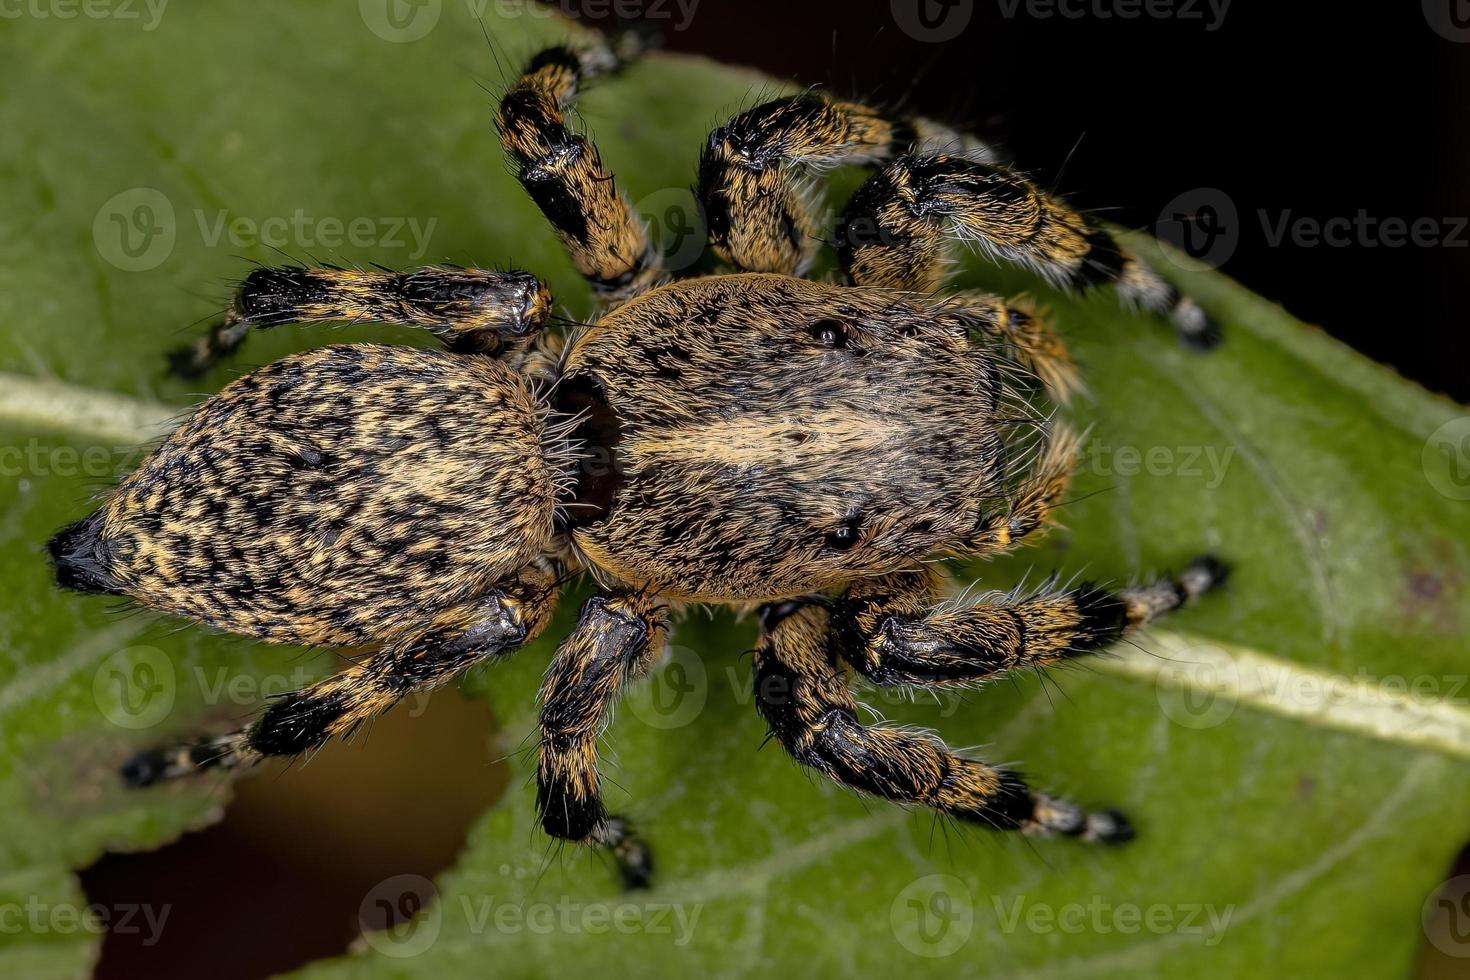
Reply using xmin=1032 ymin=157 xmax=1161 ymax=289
xmin=49 ymin=33 xmax=1227 ymax=888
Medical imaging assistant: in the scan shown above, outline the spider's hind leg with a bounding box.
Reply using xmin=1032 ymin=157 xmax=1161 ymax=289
xmin=120 ymin=565 xmax=559 ymax=784
xmin=753 ymin=556 xmax=1227 ymax=844
xmin=168 ymin=265 xmax=553 ymax=377
xmin=752 ymin=601 xmax=1132 ymax=844
xmin=829 ymin=557 xmax=1229 ymax=689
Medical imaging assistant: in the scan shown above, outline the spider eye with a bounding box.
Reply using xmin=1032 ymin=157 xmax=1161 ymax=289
xmin=809 ymin=319 xmax=848 ymax=349
xmin=824 ymin=511 xmax=863 ymax=551
xmin=824 ymin=526 xmax=858 ymax=550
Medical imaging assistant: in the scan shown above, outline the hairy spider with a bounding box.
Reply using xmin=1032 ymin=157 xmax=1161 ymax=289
xmin=48 ymin=32 xmax=1226 ymax=889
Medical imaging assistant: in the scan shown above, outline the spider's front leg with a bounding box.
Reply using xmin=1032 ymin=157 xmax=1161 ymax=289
xmin=753 ymin=601 xmax=1130 ymax=843
xmin=119 ymin=563 xmax=559 ymax=784
xmin=497 ymin=39 xmax=660 ymax=303
xmin=697 ymin=94 xmax=1000 ymax=276
xmin=537 ymin=591 xmax=668 ymax=888
xmin=168 ymin=265 xmax=553 ymax=377
xmin=838 ymin=155 xmax=1220 ymax=348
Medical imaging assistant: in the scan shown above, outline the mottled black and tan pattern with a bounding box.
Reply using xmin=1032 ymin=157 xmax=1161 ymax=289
xmin=941 ymin=290 xmax=1080 ymax=403
xmin=698 ymin=94 xmax=1004 ymax=276
xmin=830 ymin=557 xmax=1225 ymax=689
xmin=495 ymin=41 xmax=657 ymax=299
xmin=121 ymin=560 xmax=561 ymax=787
xmin=698 ymin=94 xmax=912 ymax=275
xmin=55 ymin=345 xmax=558 ymax=646
xmin=754 ymin=602 xmax=1130 ymax=842
xmin=537 ymin=591 xmax=666 ymax=883
xmin=169 ymin=266 xmax=554 ymax=377
xmin=563 ymin=273 xmax=1050 ymax=600
xmin=837 ymin=153 xmax=1220 ymax=347
xmin=48 ymin=36 xmax=1231 ymax=890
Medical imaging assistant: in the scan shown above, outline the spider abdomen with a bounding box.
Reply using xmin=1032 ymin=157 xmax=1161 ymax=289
xmin=53 ymin=344 xmax=558 ymax=646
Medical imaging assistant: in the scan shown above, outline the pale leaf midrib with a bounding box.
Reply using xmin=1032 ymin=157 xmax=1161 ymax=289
xmin=1107 ymin=629 xmax=1470 ymax=760
xmin=0 ymin=373 xmax=176 ymax=446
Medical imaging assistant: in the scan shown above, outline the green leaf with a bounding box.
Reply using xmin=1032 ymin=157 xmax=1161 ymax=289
xmin=4 ymin=2 xmax=1470 ymax=977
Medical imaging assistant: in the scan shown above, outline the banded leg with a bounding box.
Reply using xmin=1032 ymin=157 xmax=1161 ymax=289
xmin=698 ymin=94 xmax=1001 ymax=276
xmin=497 ymin=40 xmax=658 ymax=302
xmin=837 ymin=155 xmax=1220 ymax=348
xmin=754 ymin=602 xmax=1130 ymax=843
xmin=537 ymin=592 xmax=668 ymax=887
xmin=169 ymin=265 xmax=553 ymax=376
xmin=120 ymin=564 xmax=559 ymax=785
xmin=831 ymin=556 xmax=1229 ymax=688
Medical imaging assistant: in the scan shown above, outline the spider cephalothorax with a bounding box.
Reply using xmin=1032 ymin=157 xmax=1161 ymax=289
xmin=48 ymin=32 xmax=1225 ymax=889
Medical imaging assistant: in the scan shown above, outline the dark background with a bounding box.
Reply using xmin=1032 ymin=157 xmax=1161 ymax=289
xmin=80 ymin=3 xmax=1470 ymax=979
xmin=560 ymin=0 xmax=1470 ymax=401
